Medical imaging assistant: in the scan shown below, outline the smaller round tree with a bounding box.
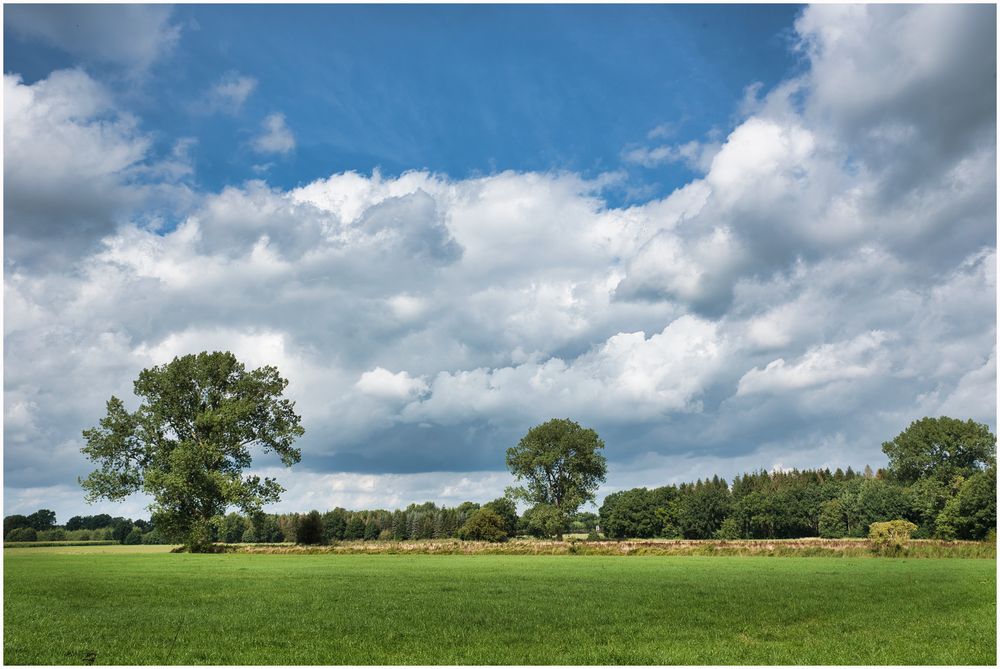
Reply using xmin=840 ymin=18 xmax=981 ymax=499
xmin=456 ymin=509 xmax=508 ymax=542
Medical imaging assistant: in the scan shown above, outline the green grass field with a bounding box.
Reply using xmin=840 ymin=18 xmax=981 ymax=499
xmin=4 ymin=545 xmax=995 ymax=665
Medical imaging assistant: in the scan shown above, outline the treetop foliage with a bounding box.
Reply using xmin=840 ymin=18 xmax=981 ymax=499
xmin=881 ymin=417 xmax=996 ymax=485
xmin=456 ymin=508 xmax=508 ymax=542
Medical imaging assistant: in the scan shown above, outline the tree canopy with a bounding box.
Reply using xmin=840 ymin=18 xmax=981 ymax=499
xmin=881 ymin=417 xmax=996 ymax=485
xmin=80 ymin=351 xmax=304 ymax=551
xmin=506 ymin=418 xmax=607 ymax=539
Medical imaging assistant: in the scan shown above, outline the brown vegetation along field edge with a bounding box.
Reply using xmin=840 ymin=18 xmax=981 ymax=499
xmin=207 ymin=537 xmax=996 ymax=558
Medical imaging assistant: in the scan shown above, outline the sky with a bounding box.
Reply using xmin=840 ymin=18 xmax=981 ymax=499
xmin=3 ymin=3 xmax=997 ymax=521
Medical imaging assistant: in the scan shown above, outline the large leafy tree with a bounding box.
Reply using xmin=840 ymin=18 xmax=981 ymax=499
xmin=881 ymin=417 xmax=996 ymax=485
xmin=80 ymin=351 xmax=304 ymax=551
xmin=506 ymin=418 xmax=607 ymax=540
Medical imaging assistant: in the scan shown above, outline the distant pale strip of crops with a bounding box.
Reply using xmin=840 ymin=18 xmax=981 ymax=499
xmin=3 ymin=541 xmax=117 ymax=549
xmin=214 ymin=537 xmax=996 ymax=558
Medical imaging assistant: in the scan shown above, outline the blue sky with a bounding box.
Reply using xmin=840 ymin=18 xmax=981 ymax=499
xmin=3 ymin=4 xmax=996 ymax=520
xmin=6 ymin=4 xmax=802 ymax=200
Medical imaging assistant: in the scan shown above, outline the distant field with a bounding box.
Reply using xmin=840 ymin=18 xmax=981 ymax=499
xmin=4 ymin=546 xmax=995 ymax=665
xmin=3 ymin=540 xmax=118 ymax=549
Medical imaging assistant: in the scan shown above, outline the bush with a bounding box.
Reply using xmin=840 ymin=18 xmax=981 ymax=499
xmin=124 ymin=528 xmax=143 ymax=545
xmin=869 ymin=519 xmax=918 ymax=555
xmin=296 ymin=510 xmax=324 ymax=545
xmin=5 ymin=527 xmax=38 ymax=542
xmin=37 ymin=529 xmax=66 ymax=542
xmin=457 ymin=509 xmax=508 ymax=542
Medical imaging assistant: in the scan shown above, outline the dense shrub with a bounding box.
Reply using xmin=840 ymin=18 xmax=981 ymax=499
xmin=6 ymin=527 xmax=38 ymax=542
xmin=457 ymin=509 xmax=508 ymax=542
xmin=869 ymin=520 xmax=918 ymax=555
xmin=37 ymin=529 xmax=66 ymax=542
xmin=124 ymin=528 xmax=143 ymax=545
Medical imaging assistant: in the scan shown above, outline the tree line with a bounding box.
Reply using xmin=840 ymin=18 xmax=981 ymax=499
xmin=601 ymin=417 xmax=996 ymax=541
xmin=11 ymin=415 xmax=995 ymax=545
xmin=54 ymin=351 xmax=998 ymax=549
xmin=3 ymin=512 xmax=158 ymax=544
xmin=4 ymin=500 xmax=600 ymax=545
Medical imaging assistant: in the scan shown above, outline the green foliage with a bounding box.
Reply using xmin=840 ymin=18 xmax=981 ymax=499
xmin=568 ymin=511 xmax=599 ymax=534
xmin=482 ymin=497 xmax=518 ymax=536
xmin=455 ymin=501 xmax=481 ymax=515
xmin=818 ymin=499 xmax=847 ymax=538
xmin=521 ymin=504 xmax=564 ymax=539
xmin=4 ymin=510 xmax=57 ymax=535
xmin=123 ymin=528 xmax=143 ymax=545
xmin=599 ymin=488 xmax=661 ymax=538
xmin=715 ymin=517 xmax=741 ymax=540
xmin=26 ymin=509 xmax=57 ymax=531
xmin=934 ymin=466 xmax=997 ymax=540
xmin=296 ymin=511 xmax=324 ymax=545
xmin=882 ymin=417 xmax=996 ymax=485
xmin=3 ymin=515 xmax=30 ymax=537
xmin=110 ymin=518 xmax=134 ymax=544
xmin=37 ymin=529 xmax=67 ymax=542
xmin=79 ymin=351 xmax=304 ymax=551
xmin=456 ymin=509 xmax=508 ymax=542
xmin=869 ymin=520 xmax=918 ymax=555
xmin=344 ymin=515 xmax=365 ymax=540
xmin=506 ymin=418 xmax=607 ymax=539
xmin=5 ymin=527 xmax=37 ymax=542
xmin=679 ymin=477 xmax=730 ymax=539
xmin=904 ymin=477 xmax=950 ymax=537
xmin=141 ymin=528 xmax=166 ymax=544
xmin=836 ymin=478 xmax=911 ymax=538
xmin=61 ymin=514 xmax=113 ymax=531
xmin=220 ymin=512 xmax=248 ymax=543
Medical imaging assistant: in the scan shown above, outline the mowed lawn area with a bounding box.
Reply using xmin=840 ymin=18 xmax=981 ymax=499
xmin=4 ymin=546 xmax=996 ymax=665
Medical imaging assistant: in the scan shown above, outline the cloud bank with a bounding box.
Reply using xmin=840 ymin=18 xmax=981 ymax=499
xmin=4 ymin=4 xmax=996 ymax=519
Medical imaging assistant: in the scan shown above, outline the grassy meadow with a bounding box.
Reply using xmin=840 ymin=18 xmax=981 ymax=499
xmin=3 ymin=544 xmax=996 ymax=665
